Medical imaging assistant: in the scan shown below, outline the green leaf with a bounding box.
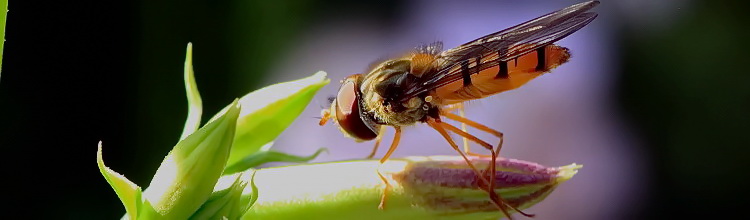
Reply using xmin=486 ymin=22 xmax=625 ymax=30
xmin=243 ymin=170 xmax=259 ymax=212
xmin=190 ymin=173 xmax=248 ymax=220
xmin=0 ymin=0 xmax=7 ymax=78
xmin=180 ymin=43 xmax=203 ymax=140
xmin=224 ymin=147 xmax=327 ymax=175
xmin=97 ymin=142 xmax=142 ymax=220
xmin=142 ymin=100 xmax=240 ymax=219
xmin=137 ymin=199 xmax=161 ymax=219
xmin=208 ymin=71 xmax=329 ymax=170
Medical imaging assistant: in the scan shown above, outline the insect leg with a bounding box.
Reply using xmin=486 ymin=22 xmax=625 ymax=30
xmin=440 ymin=122 xmax=534 ymax=218
xmin=379 ymin=126 xmax=402 ymax=163
xmin=377 ymin=170 xmax=392 ymax=210
xmin=366 ymin=126 xmax=388 ymax=159
xmin=425 ymin=118 xmax=513 ymax=219
xmin=456 ymin=103 xmax=472 ymax=154
xmin=438 ymin=104 xmax=476 ymax=155
xmin=376 ymin=126 xmax=401 ymax=210
xmin=441 ymin=111 xmax=504 ymax=157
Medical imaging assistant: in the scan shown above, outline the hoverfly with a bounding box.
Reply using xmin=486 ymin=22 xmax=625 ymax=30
xmin=319 ymin=1 xmax=599 ymax=218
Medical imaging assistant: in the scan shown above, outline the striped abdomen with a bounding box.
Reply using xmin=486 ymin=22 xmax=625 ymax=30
xmin=434 ymin=45 xmax=570 ymax=105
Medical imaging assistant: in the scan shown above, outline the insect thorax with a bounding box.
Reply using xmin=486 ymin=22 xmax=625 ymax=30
xmin=360 ymin=59 xmax=430 ymax=126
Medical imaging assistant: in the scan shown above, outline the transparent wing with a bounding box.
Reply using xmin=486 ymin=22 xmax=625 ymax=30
xmin=400 ymin=1 xmax=599 ymax=101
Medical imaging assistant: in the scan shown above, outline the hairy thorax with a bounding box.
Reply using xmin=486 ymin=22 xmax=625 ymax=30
xmin=360 ymin=59 xmax=430 ymax=126
xmin=363 ymin=92 xmax=426 ymax=126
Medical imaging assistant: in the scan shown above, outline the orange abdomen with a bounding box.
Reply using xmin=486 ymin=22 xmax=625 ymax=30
xmin=435 ymin=45 xmax=570 ymax=105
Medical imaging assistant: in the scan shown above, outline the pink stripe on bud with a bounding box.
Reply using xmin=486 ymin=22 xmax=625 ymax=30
xmin=391 ymin=156 xmax=579 ymax=214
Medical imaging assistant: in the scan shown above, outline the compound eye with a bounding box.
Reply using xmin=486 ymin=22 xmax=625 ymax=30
xmin=335 ymin=81 xmax=357 ymax=116
xmin=334 ymin=79 xmax=378 ymax=141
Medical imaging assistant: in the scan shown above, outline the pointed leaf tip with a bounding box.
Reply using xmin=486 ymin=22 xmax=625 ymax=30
xmin=224 ymin=147 xmax=328 ymax=175
xmin=97 ymin=141 xmax=142 ymax=220
xmin=221 ymin=72 xmax=330 ymax=169
xmin=180 ymin=42 xmax=203 ymax=140
xmin=191 ymin=172 xmax=249 ymax=219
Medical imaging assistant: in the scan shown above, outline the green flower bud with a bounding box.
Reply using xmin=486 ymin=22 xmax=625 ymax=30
xmin=241 ymin=156 xmax=580 ymax=220
xmin=140 ymin=101 xmax=240 ymax=219
xmin=190 ymin=171 xmax=250 ymax=219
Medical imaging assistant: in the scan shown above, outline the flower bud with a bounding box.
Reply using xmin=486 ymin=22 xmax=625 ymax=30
xmin=394 ymin=156 xmax=580 ymax=217
xmin=140 ymin=101 xmax=240 ymax=219
xmin=241 ymin=156 xmax=579 ymax=220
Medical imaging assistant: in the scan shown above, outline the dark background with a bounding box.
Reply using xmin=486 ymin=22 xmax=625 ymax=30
xmin=1 ymin=0 xmax=748 ymax=219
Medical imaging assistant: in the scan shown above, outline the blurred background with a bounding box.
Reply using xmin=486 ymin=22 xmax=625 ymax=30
xmin=1 ymin=0 xmax=749 ymax=219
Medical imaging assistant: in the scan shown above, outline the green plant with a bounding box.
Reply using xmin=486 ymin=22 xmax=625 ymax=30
xmin=0 ymin=0 xmax=7 ymax=78
xmin=98 ymin=43 xmax=580 ymax=220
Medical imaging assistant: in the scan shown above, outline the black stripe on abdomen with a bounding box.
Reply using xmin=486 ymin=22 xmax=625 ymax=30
xmin=535 ymin=47 xmax=546 ymax=71
xmin=496 ymin=60 xmax=509 ymax=79
xmin=494 ymin=49 xmax=509 ymax=79
xmin=461 ymin=60 xmax=471 ymax=86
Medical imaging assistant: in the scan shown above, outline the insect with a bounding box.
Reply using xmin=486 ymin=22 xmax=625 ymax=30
xmin=319 ymin=1 xmax=599 ymax=218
